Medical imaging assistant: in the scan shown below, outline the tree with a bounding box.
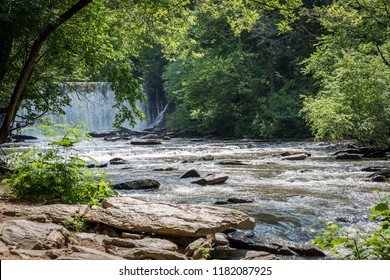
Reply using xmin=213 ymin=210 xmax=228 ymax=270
xmin=301 ymin=0 xmax=390 ymax=147
xmin=0 ymin=0 xmax=304 ymax=143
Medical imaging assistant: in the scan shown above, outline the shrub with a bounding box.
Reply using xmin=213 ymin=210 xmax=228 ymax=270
xmin=2 ymin=122 xmax=114 ymax=205
xmin=313 ymin=194 xmax=390 ymax=259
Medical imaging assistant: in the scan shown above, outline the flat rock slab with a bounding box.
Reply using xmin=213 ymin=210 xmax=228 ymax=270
xmin=24 ymin=204 xmax=88 ymax=224
xmin=105 ymin=246 xmax=186 ymax=260
xmin=84 ymin=197 xmax=255 ymax=237
xmin=0 ymin=220 xmax=69 ymax=250
xmin=227 ymin=230 xmax=325 ymax=257
xmin=282 ymin=153 xmax=309 ymax=161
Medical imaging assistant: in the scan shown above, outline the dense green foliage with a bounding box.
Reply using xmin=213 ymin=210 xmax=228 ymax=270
xmin=1 ymin=0 xmax=389 ymax=145
xmin=313 ymin=194 xmax=390 ymax=259
xmin=301 ymin=0 xmax=390 ymax=147
xmin=1 ymin=123 xmax=114 ymax=205
xmin=163 ymin=7 xmax=313 ymax=138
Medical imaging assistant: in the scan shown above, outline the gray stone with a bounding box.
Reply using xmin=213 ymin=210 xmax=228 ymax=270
xmin=215 ymin=233 xmax=229 ymax=246
xmin=56 ymin=245 xmax=124 ymax=260
xmin=282 ymin=153 xmax=309 ymax=161
xmin=103 ymin=237 xmax=178 ymax=251
xmin=192 ymin=173 xmax=229 ymax=185
xmin=84 ymin=197 xmax=255 ymax=237
xmin=109 ymin=157 xmax=129 ymax=165
xmin=0 ymin=220 xmax=69 ymax=250
xmin=181 ymin=169 xmax=201 ymax=178
xmin=25 ymin=204 xmax=88 ymax=224
xmin=0 ymin=240 xmax=9 ymax=255
xmin=210 ymin=246 xmax=279 ymax=260
xmin=111 ymin=179 xmax=161 ymax=190
xmin=335 ymin=154 xmax=362 ymax=160
xmin=227 ymin=230 xmax=325 ymax=257
xmin=106 ymin=246 xmax=187 ymax=260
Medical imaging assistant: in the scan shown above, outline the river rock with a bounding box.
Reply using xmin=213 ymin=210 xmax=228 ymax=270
xmin=130 ymin=140 xmax=162 ymax=145
xmin=153 ymin=167 xmax=176 ymax=171
xmin=57 ymin=245 xmax=124 ymax=260
xmin=105 ymin=246 xmax=187 ymax=260
xmin=192 ymin=173 xmax=229 ymax=185
xmin=368 ymin=168 xmax=390 ymax=179
xmin=109 ymin=157 xmax=129 ymax=165
xmin=201 ymin=155 xmax=214 ymax=161
xmin=217 ymin=161 xmax=251 ymax=165
xmin=210 ymin=246 xmax=279 ymax=260
xmin=335 ymin=153 xmax=362 ymax=160
xmin=140 ymin=134 xmax=160 ymax=139
xmin=84 ymin=197 xmax=255 ymax=237
xmin=371 ymin=175 xmax=387 ymax=182
xmin=0 ymin=240 xmax=9 ymax=255
xmin=10 ymin=249 xmax=49 ymax=259
xmin=215 ymin=198 xmax=254 ymax=205
xmin=111 ymin=179 xmax=161 ymax=190
xmin=186 ymin=236 xmax=214 ymax=260
xmin=333 ymin=149 xmax=364 ymax=155
xmin=282 ymin=153 xmax=309 ymax=161
xmin=215 ymin=233 xmax=230 ymax=246
xmin=361 ymin=166 xmax=387 ymax=172
xmin=181 ymin=169 xmax=201 ymax=178
xmin=23 ymin=204 xmax=89 ymax=224
xmin=227 ymin=230 xmax=325 ymax=257
xmin=103 ymin=237 xmax=178 ymax=251
xmin=0 ymin=220 xmax=70 ymax=250
xmin=122 ymin=232 xmax=144 ymax=239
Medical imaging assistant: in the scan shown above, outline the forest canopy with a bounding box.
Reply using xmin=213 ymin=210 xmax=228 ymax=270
xmin=0 ymin=0 xmax=389 ymax=147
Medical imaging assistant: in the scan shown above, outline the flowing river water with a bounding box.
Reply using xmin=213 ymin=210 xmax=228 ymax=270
xmin=79 ymin=138 xmax=389 ymax=243
xmin=3 ymin=138 xmax=390 ymax=243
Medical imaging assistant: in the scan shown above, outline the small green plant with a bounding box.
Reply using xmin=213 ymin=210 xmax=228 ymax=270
xmin=196 ymin=243 xmax=211 ymax=260
xmin=62 ymin=214 xmax=87 ymax=232
xmin=313 ymin=194 xmax=390 ymax=260
xmin=2 ymin=121 xmax=115 ymax=205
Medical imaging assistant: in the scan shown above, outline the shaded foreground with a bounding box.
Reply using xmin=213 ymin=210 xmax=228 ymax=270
xmin=0 ymin=197 xmax=324 ymax=260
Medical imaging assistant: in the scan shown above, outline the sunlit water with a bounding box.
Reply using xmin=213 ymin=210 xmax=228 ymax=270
xmin=3 ymin=138 xmax=390 ymax=243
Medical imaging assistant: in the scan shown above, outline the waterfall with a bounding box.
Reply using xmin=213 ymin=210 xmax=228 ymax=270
xmin=22 ymin=82 xmax=168 ymax=133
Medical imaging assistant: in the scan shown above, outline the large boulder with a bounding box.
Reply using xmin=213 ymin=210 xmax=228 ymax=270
xmin=191 ymin=173 xmax=229 ymax=185
xmin=227 ymin=230 xmax=325 ymax=257
xmin=111 ymin=179 xmax=161 ymax=190
xmin=84 ymin=197 xmax=255 ymax=237
xmin=0 ymin=220 xmax=70 ymax=250
xmin=181 ymin=169 xmax=201 ymax=178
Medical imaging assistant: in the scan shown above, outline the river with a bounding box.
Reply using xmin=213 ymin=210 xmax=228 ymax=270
xmin=71 ymin=137 xmax=389 ymax=243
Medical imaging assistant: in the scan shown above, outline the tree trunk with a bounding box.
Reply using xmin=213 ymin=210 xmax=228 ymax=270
xmin=0 ymin=0 xmax=93 ymax=144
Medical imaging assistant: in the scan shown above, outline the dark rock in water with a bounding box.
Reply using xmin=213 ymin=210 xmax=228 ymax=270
xmin=11 ymin=134 xmax=37 ymax=141
xmin=217 ymin=161 xmax=250 ymax=165
xmin=181 ymin=169 xmax=201 ymax=178
xmin=214 ymin=201 xmax=230 ymax=205
xmin=153 ymin=167 xmax=176 ymax=171
xmin=282 ymin=153 xmax=309 ymax=161
xmin=279 ymin=151 xmax=311 ymax=157
xmin=192 ymin=173 xmax=229 ymax=185
xmin=333 ymin=149 xmax=365 ymax=155
xmin=111 ymin=179 xmax=161 ymax=190
xmin=89 ymin=127 xmax=134 ymax=138
xmin=215 ymin=198 xmax=254 ymax=205
xmin=86 ymin=163 xmax=108 ymax=168
xmin=371 ymin=175 xmax=387 ymax=182
xmin=361 ymin=166 xmax=387 ymax=172
xmin=227 ymin=198 xmax=254 ymax=204
xmin=363 ymin=150 xmax=389 ymax=158
xmin=109 ymin=157 xmax=128 ymax=165
xmin=227 ymin=230 xmax=325 ymax=257
xmin=130 ymin=140 xmax=162 ymax=145
xmin=140 ymin=134 xmax=160 ymax=139
xmin=367 ymin=168 xmax=390 ymax=178
xmin=335 ymin=153 xmax=362 ymax=160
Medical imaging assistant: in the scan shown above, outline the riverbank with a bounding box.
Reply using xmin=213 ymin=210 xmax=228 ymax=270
xmin=0 ymin=195 xmax=326 ymax=260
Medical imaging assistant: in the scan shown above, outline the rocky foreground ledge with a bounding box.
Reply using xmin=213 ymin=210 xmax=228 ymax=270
xmin=0 ymin=197 xmax=324 ymax=260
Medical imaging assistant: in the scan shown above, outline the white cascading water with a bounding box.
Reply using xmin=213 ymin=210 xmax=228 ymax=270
xmin=38 ymin=82 xmax=166 ymax=132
